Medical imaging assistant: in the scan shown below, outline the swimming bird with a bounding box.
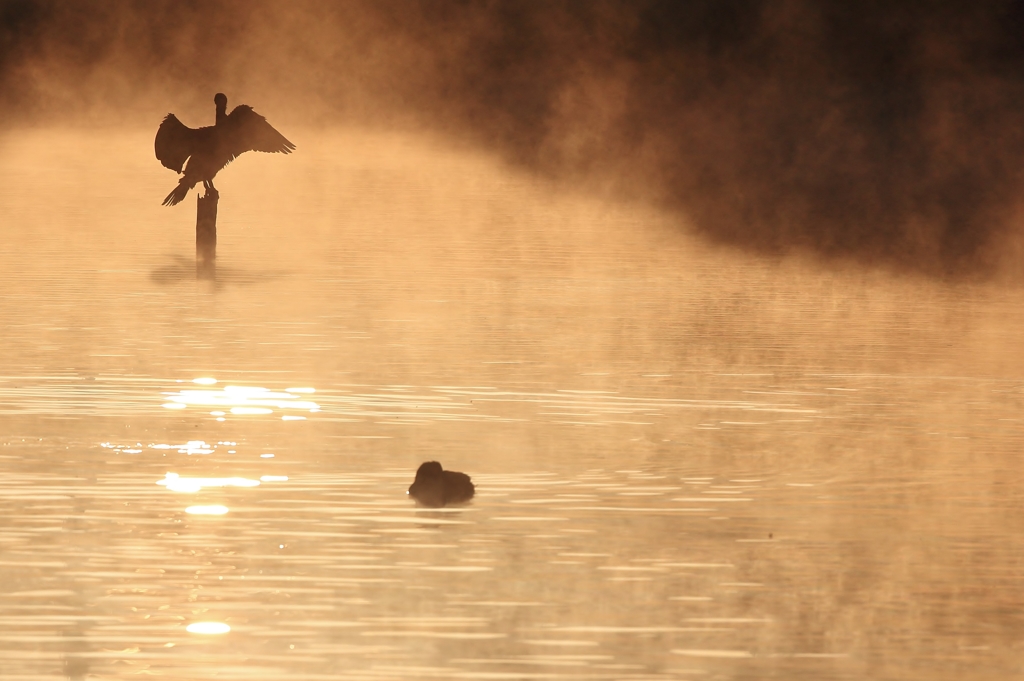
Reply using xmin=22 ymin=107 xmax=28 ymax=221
xmin=407 ymin=461 xmax=475 ymax=508
xmin=155 ymin=93 xmax=295 ymax=206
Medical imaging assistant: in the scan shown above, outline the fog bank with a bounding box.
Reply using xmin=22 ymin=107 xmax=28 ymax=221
xmin=3 ymin=0 xmax=1024 ymax=276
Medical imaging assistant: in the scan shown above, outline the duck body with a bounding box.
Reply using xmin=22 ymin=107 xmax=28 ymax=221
xmin=408 ymin=461 xmax=475 ymax=508
xmin=155 ymin=93 xmax=294 ymax=206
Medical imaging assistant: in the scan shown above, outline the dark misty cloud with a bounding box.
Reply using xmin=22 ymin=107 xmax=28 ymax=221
xmin=3 ymin=0 xmax=1024 ymax=276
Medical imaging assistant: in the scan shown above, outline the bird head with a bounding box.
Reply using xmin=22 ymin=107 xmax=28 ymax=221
xmin=414 ymin=461 xmax=444 ymax=481
xmin=214 ymin=93 xmax=227 ymax=109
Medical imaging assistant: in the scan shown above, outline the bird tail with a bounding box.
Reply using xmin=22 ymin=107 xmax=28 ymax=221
xmin=162 ymin=178 xmax=193 ymax=206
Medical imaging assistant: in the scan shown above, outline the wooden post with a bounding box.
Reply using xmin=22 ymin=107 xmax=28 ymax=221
xmin=196 ymin=192 xmax=218 ymax=279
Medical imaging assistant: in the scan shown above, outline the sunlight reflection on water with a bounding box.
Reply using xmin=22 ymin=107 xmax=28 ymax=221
xmin=161 ymin=379 xmax=319 ymax=420
xmin=157 ymin=473 xmax=261 ymax=492
xmin=184 ymin=505 xmax=229 ymax=515
xmin=186 ymin=622 xmax=231 ymax=635
xmin=0 ymin=128 xmax=1022 ymax=680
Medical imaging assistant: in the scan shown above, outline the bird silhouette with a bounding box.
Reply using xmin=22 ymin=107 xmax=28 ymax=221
xmin=407 ymin=461 xmax=475 ymax=508
xmin=155 ymin=93 xmax=295 ymax=206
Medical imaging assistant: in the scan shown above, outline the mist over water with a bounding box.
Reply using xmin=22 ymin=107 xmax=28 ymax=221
xmin=4 ymin=0 xmax=1024 ymax=274
xmin=1 ymin=125 xmax=1023 ymax=679
xmin=3 ymin=3 xmax=1024 ymax=679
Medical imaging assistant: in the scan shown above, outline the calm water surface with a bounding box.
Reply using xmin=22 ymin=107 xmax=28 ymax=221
xmin=1 ymin=128 xmax=1023 ymax=680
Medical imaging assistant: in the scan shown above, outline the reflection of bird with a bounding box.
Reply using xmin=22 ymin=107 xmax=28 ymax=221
xmin=407 ymin=461 xmax=475 ymax=508
xmin=155 ymin=93 xmax=295 ymax=206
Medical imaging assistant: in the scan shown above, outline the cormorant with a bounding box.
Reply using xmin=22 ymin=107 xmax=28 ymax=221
xmin=407 ymin=461 xmax=476 ymax=508
xmin=155 ymin=93 xmax=295 ymax=206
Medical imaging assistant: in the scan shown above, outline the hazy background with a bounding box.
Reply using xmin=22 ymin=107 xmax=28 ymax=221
xmin=3 ymin=0 xmax=1024 ymax=276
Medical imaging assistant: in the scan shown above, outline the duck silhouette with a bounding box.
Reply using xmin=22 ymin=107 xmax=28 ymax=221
xmin=155 ymin=93 xmax=295 ymax=206
xmin=407 ymin=461 xmax=475 ymax=508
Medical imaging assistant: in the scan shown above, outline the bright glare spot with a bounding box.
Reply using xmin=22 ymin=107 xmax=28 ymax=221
xmin=260 ymin=475 xmax=288 ymax=482
xmin=186 ymin=622 xmax=230 ymax=635
xmin=147 ymin=440 xmax=214 ymax=455
xmin=216 ymin=417 xmax=226 ymax=422
xmin=157 ymin=473 xmax=260 ymax=493
xmin=282 ymin=415 xmax=306 ymax=421
xmin=160 ymin=384 xmax=320 ymax=417
xmin=230 ymin=407 xmax=273 ymax=415
xmin=261 ymin=453 xmax=275 ymax=458
xmin=101 ymin=442 xmax=149 ymax=454
xmin=149 ymin=441 xmax=214 ymax=455
xmin=164 ymin=479 xmax=201 ymax=493
xmin=185 ymin=505 xmax=229 ymax=515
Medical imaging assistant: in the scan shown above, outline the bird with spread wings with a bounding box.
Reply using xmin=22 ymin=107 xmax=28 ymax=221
xmin=155 ymin=93 xmax=295 ymax=206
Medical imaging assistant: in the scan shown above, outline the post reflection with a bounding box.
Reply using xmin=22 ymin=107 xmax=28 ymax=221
xmin=60 ymin=501 xmax=93 ymax=681
xmin=60 ymin=621 xmax=90 ymax=681
xmin=195 ymin=193 xmax=217 ymax=281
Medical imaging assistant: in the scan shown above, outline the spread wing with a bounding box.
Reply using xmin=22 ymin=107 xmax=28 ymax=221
xmin=221 ymin=105 xmax=295 ymax=164
xmin=154 ymin=114 xmax=197 ymax=173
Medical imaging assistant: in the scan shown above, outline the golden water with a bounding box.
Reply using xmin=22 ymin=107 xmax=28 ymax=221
xmin=1 ymin=128 xmax=1023 ymax=680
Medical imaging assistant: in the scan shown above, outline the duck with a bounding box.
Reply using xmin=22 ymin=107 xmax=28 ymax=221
xmin=154 ymin=93 xmax=295 ymax=206
xmin=407 ymin=461 xmax=475 ymax=508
